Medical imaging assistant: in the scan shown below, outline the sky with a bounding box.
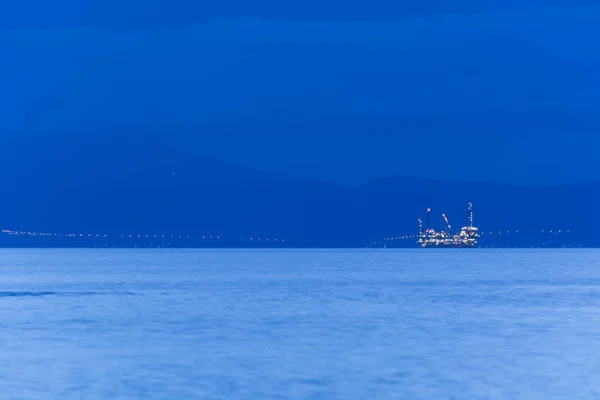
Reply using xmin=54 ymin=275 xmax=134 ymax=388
xmin=1 ymin=1 xmax=600 ymax=186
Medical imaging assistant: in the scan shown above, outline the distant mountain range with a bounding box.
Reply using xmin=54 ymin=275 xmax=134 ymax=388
xmin=0 ymin=135 xmax=598 ymax=247
xmin=3 ymin=1 xmax=596 ymax=28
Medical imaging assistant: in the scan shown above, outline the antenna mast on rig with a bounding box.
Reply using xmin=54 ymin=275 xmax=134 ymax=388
xmin=467 ymin=201 xmax=474 ymax=228
xmin=426 ymin=208 xmax=431 ymax=230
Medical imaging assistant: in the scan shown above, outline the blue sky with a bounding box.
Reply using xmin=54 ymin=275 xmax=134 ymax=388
xmin=1 ymin=1 xmax=599 ymax=185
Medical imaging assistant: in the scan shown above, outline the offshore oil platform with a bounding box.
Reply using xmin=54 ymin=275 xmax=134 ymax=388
xmin=418 ymin=202 xmax=480 ymax=248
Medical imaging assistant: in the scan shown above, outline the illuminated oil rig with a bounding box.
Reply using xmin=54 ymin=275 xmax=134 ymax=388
xmin=418 ymin=202 xmax=480 ymax=248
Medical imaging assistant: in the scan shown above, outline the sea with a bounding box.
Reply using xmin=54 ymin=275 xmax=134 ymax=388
xmin=1 ymin=249 xmax=599 ymax=400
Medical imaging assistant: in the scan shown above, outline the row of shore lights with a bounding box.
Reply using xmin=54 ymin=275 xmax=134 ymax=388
xmin=2 ymin=230 xmax=285 ymax=242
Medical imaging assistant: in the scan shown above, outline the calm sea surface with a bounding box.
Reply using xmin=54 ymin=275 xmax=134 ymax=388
xmin=1 ymin=249 xmax=599 ymax=399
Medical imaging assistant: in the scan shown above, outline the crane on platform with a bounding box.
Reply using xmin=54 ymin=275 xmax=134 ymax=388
xmin=442 ymin=214 xmax=452 ymax=234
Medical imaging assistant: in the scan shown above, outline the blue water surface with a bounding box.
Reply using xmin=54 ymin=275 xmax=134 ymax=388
xmin=1 ymin=249 xmax=599 ymax=399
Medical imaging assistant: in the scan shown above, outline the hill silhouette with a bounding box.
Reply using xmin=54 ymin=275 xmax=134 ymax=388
xmin=3 ymin=1 xmax=596 ymax=28
xmin=0 ymin=135 xmax=598 ymax=247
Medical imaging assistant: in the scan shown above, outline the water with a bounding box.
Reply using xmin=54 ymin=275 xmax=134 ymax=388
xmin=1 ymin=249 xmax=599 ymax=399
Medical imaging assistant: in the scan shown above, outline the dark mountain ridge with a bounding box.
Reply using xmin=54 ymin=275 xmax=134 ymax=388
xmin=0 ymin=135 xmax=598 ymax=247
xmin=2 ymin=1 xmax=596 ymax=29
